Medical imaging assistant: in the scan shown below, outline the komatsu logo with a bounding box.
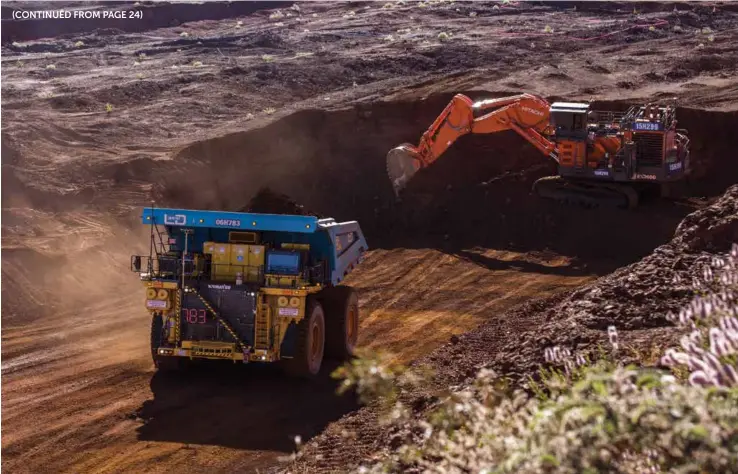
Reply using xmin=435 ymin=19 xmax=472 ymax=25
xmin=669 ymin=162 xmax=683 ymax=171
xmin=521 ymin=106 xmax=545 ymax=117
xmin=594 ymin=169 xmax=610 ymax=177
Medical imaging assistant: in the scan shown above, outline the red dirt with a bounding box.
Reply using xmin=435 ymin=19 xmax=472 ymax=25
xmin=288 ymin=184 xmax=738 ymax=473
xmin=2 ymin=1 xmax=738 ymax=473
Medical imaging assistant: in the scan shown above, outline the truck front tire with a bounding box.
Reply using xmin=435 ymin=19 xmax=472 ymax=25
xmin=322 ymin=286 xmax=359 ymax=360
xmin=285 ymin=297 xmax=325 ymax=377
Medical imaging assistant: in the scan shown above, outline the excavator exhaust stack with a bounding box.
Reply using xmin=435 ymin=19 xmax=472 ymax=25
xmin=386 ymin=144 xmax=423 ymax=197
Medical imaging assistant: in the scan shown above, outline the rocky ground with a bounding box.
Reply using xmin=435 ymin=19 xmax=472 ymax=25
xmin=2 ymin=1 xmax=738 ymax=473
xmin=288 ymin=184 xmax=738 ymax=473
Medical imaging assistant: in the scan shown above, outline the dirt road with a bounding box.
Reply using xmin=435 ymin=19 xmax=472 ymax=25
xmin=2 ymin=1 xmax=738 ymax=472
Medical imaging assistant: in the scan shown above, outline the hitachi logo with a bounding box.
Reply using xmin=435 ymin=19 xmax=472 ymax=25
xmin=522 ymin=106 xmax=545 ymax=117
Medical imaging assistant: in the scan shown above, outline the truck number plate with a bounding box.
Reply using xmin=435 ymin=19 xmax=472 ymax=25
xmin=183 ymin=308 xmax=208 ymax=324
xmin=146 ymin=299 xmax=168 ymax=309
xmin=215 ymin=219 xmax=241 ymax=227
xmin=278 ymin=307 xmax=299 ymax=316
xmin=633 ymin=122 xmax=663 ymax=131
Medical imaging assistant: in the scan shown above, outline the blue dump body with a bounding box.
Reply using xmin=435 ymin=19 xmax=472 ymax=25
xmin=142 ymin=207 xmax=368 ymax=285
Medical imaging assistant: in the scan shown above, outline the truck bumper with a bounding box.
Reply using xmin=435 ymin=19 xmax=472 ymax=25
xmin=155 ymin=342 xmax=277 ymax=363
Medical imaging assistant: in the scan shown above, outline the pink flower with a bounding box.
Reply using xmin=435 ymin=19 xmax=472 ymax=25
xmin=689 ymin=371 xmax=712 ymax=387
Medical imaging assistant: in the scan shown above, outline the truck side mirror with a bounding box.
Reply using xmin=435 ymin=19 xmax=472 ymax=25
xmin=132 ymin=255 xmax=142 ymax=272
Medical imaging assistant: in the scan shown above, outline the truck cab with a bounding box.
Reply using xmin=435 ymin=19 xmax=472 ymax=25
xmin=131 ymin=207 xmax=368 ymax=377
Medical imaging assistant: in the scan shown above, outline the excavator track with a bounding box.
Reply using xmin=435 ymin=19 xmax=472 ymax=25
xmin=533 ymin=176 xmax=639 ymax=209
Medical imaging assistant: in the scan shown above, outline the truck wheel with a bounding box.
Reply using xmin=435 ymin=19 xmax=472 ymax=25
xmin=285 ymin=297 xmax=325 ymax=377
xmin=150 ymin=313 xmax=182 ymax=372
xmin=322 ymin=286 xmax=359 ymax=360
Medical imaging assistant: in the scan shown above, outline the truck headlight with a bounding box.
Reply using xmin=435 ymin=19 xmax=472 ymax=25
xmin=277 ymin=296 xmax=289 ymax=307
xmin=289 ymin=297 xmax=300 ymax=308
xmin=157 ymin=289 xmax=169 ymax=300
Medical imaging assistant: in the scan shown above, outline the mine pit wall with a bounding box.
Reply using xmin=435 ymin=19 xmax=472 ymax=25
xmin=163 ymin=94 xmax=548 ymax=245
xmin=164 ymin=92 xmax=737 ymax=264
xmin=165 ymin=91 xmax=552 ymax=227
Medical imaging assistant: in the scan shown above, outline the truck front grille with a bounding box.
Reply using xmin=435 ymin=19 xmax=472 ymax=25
xmin=181 ymin=283 xmax=256 ymax=346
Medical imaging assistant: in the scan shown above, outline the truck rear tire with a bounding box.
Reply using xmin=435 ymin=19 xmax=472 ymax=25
xmin=322 ymin=286 xmax=359 ymax=360
xmin=150 ymin=313 xmax=183 ymax=372
xmin=284 ymin=297 xmax=325 ymax=377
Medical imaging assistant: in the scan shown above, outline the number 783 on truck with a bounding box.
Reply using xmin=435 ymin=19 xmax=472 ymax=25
xmin=130 ymin=207 xmax=368 ymax=377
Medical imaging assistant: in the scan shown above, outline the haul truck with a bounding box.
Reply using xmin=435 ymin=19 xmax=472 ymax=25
xmin=131 ymin=207 xmax=368 ymax=377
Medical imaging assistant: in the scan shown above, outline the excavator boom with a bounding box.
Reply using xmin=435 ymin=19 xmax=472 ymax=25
xmin=387 ymin=93 xmax=556 ymax=196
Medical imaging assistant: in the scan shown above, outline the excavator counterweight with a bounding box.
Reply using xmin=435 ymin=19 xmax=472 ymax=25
xmin=386 ymin=93 xmax=690 ymax=208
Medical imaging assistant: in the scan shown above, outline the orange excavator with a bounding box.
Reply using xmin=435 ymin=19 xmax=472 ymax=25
xmin=386 ymin=93 xmax=691 ymax=208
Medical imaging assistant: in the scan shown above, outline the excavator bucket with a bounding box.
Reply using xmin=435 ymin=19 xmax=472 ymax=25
xmin=386 ymin=144 xmax=423 ymax=197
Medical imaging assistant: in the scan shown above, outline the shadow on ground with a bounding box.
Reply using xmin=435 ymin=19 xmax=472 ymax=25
xmin=135 ymin=360 xmax=357 ymax=452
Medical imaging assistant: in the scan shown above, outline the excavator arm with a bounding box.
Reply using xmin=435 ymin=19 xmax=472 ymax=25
xmin=387 ymin=93 xmax=559 ymax=196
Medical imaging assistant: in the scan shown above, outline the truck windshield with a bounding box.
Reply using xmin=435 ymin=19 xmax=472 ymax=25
xmin=266 ymin=251 xmax=300 ymax=275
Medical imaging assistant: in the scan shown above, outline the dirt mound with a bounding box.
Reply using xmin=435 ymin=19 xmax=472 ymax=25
xmin=549 ymin=184 xmax=738 ymax=332
xmin=468 ymin=183 xmax=738 ymax=372
xmin=288 ymin=184 xmax=738 ymax=473
xmin=241 ymin=187 xmax=323 ymax=217
xmin=673 ymin=185 xmax=738 ymax=252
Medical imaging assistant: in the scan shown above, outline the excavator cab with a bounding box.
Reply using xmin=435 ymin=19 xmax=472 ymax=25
xmin=550 ymin=102 xmax=590 ymax=169
xmin=550 ymin=102 xmax=589 ymax=141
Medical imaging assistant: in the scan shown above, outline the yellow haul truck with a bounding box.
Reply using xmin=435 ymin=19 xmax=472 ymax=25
xmin=131 ymin=207 xmax=368 ymax=377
